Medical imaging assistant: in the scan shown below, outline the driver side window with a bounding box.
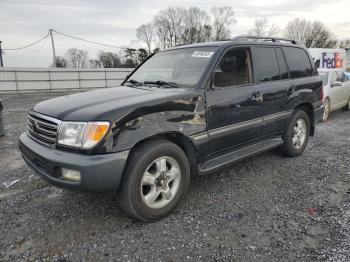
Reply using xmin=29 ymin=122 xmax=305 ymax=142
xmin=213 ymin=48 xmax=251 ymax=88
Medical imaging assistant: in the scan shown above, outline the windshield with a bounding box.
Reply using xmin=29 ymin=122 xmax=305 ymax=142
xmin=126 ymin=47 xmax=217 ymax=87
xmin=318 ymin=72 xmax=329 ymax=85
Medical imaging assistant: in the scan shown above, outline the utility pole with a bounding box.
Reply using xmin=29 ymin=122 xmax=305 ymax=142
xmin=49 ymin=29 xmax=56 ymax=67
xmin=0 ymin=41 xmax=3 ymax=67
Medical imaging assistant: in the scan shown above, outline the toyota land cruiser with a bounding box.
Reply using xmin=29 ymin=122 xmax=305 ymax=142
xmin=19 ymin=36 xmax=324 ymax=221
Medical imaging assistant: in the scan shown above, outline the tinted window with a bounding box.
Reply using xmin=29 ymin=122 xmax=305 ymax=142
xmin=275 ymin=48 xmax=289 ymax=80
xmin=283 ymin=47 xmax=313 ymax=78
xmin=253 ymin=47 xmax=280 ymax=82
xmin=336 ymin=71 xmax=348 ymax=82
xmin=214 ymin=48 xmax=251 ymax=87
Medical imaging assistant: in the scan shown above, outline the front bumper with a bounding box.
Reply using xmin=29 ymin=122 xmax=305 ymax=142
xmin=19 ymin=133 xmax=129 ymax=192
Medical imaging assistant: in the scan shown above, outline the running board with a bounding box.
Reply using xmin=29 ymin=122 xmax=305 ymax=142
xmin=198 ymin=138 xmax=283 ymax=175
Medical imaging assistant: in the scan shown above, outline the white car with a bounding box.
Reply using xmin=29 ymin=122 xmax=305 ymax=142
xmin=318 ymin=69 xmax=350 ymax=121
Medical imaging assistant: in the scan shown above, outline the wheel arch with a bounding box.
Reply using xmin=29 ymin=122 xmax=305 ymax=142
xmin=124 ymin=132 xmax=199 ymax=178
xmin=295 ymin=102 xmax=315 ymax=136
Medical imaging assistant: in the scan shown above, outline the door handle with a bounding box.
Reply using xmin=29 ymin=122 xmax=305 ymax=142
xmin=250 ymin=92 xmax=263 ymax=102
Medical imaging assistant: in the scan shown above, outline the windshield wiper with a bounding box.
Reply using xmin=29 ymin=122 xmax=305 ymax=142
xmin=124 ymin=79 xmax=143 ymax=86
xmin=144 ymin=80 xmax=178 ymax=88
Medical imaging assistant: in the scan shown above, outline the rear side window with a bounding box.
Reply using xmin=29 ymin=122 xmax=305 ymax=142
xmin=275 ymin=48 xmax=289 ymax=80
xmin=283 ymin=47 xmax=313 ymax=78
xmin=252 ymin=47 xmax=280 ymax=82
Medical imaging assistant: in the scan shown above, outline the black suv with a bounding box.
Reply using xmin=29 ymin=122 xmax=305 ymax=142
xmin=19 ymin=36 xmax=324 ymax=221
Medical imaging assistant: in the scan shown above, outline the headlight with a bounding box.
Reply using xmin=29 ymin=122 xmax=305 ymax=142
xmin=57 ymin=121 xmax=110 ymax=149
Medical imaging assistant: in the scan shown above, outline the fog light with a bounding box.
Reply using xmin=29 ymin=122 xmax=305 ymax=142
xmin=61 ymin=168 xmax=81 ymax=182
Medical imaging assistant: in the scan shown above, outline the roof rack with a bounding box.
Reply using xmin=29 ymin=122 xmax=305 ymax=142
xmin=232 ymin=35 xmax=299 ymax=44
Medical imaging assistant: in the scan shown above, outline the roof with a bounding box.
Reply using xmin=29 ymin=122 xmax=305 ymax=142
xmin=166 ymin=35 xmax=304 ymax=51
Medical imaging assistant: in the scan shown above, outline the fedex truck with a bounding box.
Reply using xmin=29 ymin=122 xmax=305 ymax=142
xmin=308 ymin=48 xmax=346 ymax=70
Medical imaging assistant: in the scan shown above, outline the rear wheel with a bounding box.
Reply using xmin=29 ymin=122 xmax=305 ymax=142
xmin=322 ymin=98 xmax=330 ymax=122
xmin=280 ymin=110 xmax=310 ymax=157
xmin=118 ymin=140 xmax=190 ymax=221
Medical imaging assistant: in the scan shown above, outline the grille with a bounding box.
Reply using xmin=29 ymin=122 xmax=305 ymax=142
xmin=27 ymin=112 xmax=61 ymax=146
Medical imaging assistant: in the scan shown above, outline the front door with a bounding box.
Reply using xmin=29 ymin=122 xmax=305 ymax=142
xmin=206 ymin=47 xmax=264 ymax=155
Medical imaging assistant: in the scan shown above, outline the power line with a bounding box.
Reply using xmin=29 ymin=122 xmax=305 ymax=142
xmin=53 ymin=29 xmax=124 ymax=49
xmin=3 ymin=33 xmax=49 ymax=51
xmin=28 ymin=36 xmax=49 ymax=66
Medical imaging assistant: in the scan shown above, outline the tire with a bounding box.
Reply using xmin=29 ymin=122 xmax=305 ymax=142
xmin=118 ymin=139 xmax=190 ymax=221
xmin=343 ymin=97 xmax=350 ymax=111
xmin=322 ymin=98 xmax=330 ymax=122
xmin=280 ymin=110 xmax=310 ymax=157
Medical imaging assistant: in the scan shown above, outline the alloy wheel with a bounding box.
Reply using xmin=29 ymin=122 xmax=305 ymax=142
xmin=293 ymin=119 xmax=307 ymax=150
xmin=140 ymin=156 xmax=181 ymax=209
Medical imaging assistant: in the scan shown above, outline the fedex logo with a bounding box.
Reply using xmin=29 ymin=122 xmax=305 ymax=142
xmin=322 ymin=52 xmax=343 ymax=69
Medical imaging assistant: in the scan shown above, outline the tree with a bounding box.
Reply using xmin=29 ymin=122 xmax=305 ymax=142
xmin=181 ymin=7 xmax=211 ymax=44
xmin=98 ymin=51 xmax=121 ymax=68
xmin=283 ymin=18 xmax=337 ymax=48
xmin=65 ymin=48 xmax=89 ymax=68
xmin=211 ymin=7 xmax=237 ymax=41
xmin=338 ymin=39 xmax=350 ymax=49
xmin=136 ymin=23 xmax=155 ymax=55
xmin=248 ymin=18 xmax=279 ymax=37
xmin=153 ymin=6 xmax=187 ymax=48
xmin=137 ymin=48 xmax=148 ymax=63
xmin=88 ymin=59 xmax=102 ymax=68
xmin=53 ymin=56 xmax=68 ymax=68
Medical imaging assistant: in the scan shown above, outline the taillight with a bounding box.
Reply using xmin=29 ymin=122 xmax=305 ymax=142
xmin=320 ymin=86 xmax=324 ymax=101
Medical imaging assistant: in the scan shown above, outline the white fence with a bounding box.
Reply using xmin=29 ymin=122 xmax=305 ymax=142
xmin=0 ymin=67 xmax=134 ymax=93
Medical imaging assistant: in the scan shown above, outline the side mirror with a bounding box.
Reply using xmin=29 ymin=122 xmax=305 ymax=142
xmin=331 ymin=81 xmax=342 ymax=87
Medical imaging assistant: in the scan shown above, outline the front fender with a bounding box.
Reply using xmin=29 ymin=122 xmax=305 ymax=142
xmin=109 ymin=92 xmax=208 ymax=153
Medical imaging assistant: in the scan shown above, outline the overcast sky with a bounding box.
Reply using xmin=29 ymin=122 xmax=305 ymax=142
xmin=1 ymin=0 xmax=350 ymax=67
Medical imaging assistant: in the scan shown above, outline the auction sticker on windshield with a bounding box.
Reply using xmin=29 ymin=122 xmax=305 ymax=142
xmin=191 ymin=51 xmax=214 ymax=58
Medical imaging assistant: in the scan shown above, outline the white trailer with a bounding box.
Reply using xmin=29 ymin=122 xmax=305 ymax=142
xmin=308 ymin=48 xmax=346 ymax=70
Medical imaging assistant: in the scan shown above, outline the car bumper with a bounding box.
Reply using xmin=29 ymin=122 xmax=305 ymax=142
xmin=19 ymin=133 xmax=129 ymax=192
xmin=313 ymin=104 xmax=325 ymax=123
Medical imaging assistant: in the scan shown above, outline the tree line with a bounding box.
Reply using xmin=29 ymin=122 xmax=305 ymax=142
xmin=54 ymin=6 xmax=350 ymax=68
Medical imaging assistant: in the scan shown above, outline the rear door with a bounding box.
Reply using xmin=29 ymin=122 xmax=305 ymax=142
xmin=205 ymin=47 xmax=263 ymax=155
xmin=251 ymin=46 xmax=292 ymax=137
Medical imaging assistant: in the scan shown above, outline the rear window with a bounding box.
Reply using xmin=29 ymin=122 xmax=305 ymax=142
xmin=252 ymin=47 xmax=280 ymax=82
xmin=283 ymin=47 xmax=313 ymax=78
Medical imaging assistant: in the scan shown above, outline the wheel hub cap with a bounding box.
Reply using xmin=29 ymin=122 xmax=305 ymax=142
xmin=293 ymin=119 xmax=307 ymax=150
xmin=140 ymin=156 xmax=181 ymax=209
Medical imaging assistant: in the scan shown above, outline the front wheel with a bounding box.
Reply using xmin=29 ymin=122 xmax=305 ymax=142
xmin=118 ymin=140 xmax=190 ymax=221
xmin=280 ymin=110 xmax=310 ymax=157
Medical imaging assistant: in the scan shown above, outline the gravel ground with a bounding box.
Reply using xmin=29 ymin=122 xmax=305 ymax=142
xmin=0 ymin=92 xmax=349 ymax=262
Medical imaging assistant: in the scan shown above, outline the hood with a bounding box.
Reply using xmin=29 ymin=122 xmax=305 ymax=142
xmin=33 ymin=86 xmax=191 ymax=122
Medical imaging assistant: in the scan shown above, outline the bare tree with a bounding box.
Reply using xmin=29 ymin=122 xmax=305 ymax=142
xmin=211 ymin=7 xmax=237 ymax=41
xmin=88 ymin=59 xmax=102 ymax=68
xmin=153 ymin=6 xmax=187 ymax=48
xmin=182 ymin=7 xmax=211 ymax=44
xmin=248 ymin=18 xmax=279 ymax=37
xmin=136 ymin=23 xmax=155 ymax=55
xmin=338 ymin=39 xmax=350 ymax=49
xmin=98 ymin=51 xmax=122 ymax=68
xmin=65 ymin=48 xmax=89 ymax=68
xmin=284 ymin=18 xmax=337 ymax=48
xmin=52 ymin=56 xmax=68 ymax=68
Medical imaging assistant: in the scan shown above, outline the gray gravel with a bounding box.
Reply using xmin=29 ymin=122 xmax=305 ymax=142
xmin=0 ymin=92 xmax=349 ymax=261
